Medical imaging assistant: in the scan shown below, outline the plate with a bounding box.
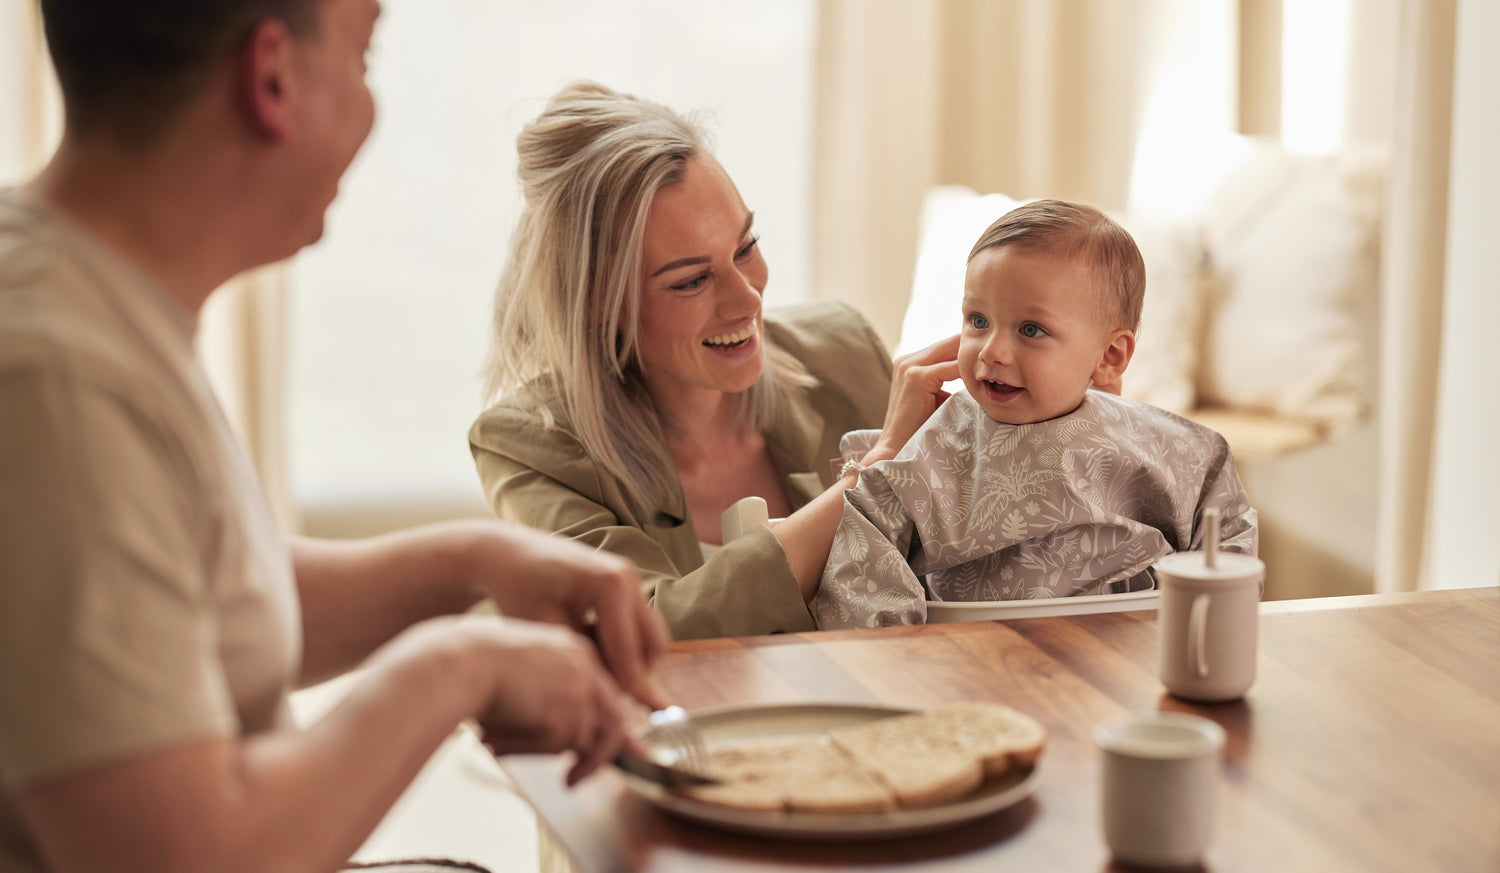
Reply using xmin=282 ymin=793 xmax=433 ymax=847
xmin=925 ymin=587 xmax=1159 ymax=623
xmin=618 ymin=702 xmax=1040 ymax=841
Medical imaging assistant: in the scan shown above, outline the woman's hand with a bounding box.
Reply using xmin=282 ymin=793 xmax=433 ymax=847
xmin=867 ymin=333 xmax=961 ymax=463
xmin=451 ymin=521 xmax=671 ymax=710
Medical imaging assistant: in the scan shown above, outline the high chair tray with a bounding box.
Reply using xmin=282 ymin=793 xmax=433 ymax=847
xmin=925 ymin=587 xmax=1160 ymax=623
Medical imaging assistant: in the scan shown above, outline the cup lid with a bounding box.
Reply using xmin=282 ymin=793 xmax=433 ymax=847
xmin=1095 ymin=711 xmax=1226 ymax=758
xmin=1153 ymin=550 xmax=1264 ymax=582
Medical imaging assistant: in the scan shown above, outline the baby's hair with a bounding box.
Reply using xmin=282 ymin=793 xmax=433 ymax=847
xmin=967 ymin=199 xmax=1145 ymax=333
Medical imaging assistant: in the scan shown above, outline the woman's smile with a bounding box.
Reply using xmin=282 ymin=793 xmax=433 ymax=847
xmin=703 ymin=321 xmax=759 ymax=354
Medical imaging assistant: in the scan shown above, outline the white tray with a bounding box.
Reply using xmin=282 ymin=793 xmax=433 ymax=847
xmin=925 ymin=587 xmax=1160 ymax=623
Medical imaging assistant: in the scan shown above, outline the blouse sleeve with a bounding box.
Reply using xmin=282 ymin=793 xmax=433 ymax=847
xmin=471 ymin=412 xmax=817 ymax=640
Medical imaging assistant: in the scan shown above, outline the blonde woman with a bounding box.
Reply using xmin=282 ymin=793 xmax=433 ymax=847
xmin=471 ymin=81 xmax=958 ymax=640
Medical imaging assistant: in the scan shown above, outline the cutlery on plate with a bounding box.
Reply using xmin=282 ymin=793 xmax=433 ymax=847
xmin=612 ymin=747 xmax=718 ymax=788
xmin=613 ymin=706 xmax=716 ymax=788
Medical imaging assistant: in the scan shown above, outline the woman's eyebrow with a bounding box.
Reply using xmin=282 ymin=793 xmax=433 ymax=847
xmin=647 ymin=214 xmax=755 ymax=278
xmin=649 ymin=255 xmax=707 ymax=278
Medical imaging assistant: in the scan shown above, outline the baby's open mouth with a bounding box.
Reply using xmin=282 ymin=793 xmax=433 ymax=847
xmin=983 ymin=380 xmax=1023 ymax=400
xmin=704 ymin=323 xmax=757 ymax=350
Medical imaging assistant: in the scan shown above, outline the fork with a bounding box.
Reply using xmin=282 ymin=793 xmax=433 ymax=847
xmin=612 ymin=706 xmax=715 ymax=788
xmin=646 ymin=705 xmax=707 ymax=775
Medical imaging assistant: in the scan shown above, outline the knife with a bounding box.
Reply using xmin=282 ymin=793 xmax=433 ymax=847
xmin=613 ymin=748 xmax=718 ymax=789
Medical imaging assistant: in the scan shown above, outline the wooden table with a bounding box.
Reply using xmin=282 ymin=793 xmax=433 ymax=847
xmin=502 ymin=588 xmax=1500 ymax=872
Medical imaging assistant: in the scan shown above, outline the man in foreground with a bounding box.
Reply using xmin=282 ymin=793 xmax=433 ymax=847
xmin=0 ymin=2 xmax=669 ymax=871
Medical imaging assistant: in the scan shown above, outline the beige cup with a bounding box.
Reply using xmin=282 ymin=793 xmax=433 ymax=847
xmin=1155 ymin=551 xmax=1264 ymax=702
xmin=1097 ymin=712 xmax=1226 ymax=868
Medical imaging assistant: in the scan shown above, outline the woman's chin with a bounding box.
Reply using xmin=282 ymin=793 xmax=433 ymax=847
xmin=721 ymin=368 xmax=766 ymax=395
xmin=708 ymin=349 xmax=766 ymax=393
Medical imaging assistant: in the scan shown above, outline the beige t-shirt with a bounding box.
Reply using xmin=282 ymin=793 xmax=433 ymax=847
xmin=0 ymin=190 xmax=300 ymax=872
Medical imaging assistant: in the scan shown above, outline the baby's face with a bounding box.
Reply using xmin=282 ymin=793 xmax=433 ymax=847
xmin=958 ymin=246 xmax=1121 ymax=425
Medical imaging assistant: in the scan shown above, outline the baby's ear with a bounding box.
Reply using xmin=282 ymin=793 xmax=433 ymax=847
xmin=1091 ymin=330 xmax=1135 ymax=389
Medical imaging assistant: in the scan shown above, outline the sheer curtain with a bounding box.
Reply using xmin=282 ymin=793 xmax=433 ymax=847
xmin=1374 ymin=0 xmax=1456 ymax=593
xmin=199 ymin=268 xmax=298 ymax=529
xmin=0 ymin=1 xmax=57 ymax=188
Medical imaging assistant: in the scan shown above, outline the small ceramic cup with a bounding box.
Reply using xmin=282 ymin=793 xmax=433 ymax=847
xmin=1097 ymin=711 xmax=1226 ymax=868
xmin=1155 ymin=551 xmax=1264 ymax=702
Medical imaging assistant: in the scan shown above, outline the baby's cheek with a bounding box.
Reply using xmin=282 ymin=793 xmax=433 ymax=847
xmin=955 ymin=346 xmax=981 ymax=385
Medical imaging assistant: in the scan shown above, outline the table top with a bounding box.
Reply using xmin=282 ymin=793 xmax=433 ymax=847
xmin=502 ymin=587 xmax=1500 ymax=873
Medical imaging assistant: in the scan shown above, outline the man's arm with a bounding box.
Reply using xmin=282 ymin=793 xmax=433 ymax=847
xmin=294 ymin=519 xmax=669 ymax=706
xmin=17 ymin=615 xmax=628 ymax=873
xmin=292 ymin=527 xmax=481 ymax=685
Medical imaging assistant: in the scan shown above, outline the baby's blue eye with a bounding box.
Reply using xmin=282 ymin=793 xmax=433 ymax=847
xmin=1020 ymin=322 xmax=1045 ymax=338
xmin=967 ymin=313 xmax=989 ymax=330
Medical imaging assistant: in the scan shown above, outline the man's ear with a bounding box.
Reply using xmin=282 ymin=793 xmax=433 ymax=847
xmin=239 ymin=19 xmax=296 ymax=141
xmin=1092 ymin=329 xmax=1136 ymax=390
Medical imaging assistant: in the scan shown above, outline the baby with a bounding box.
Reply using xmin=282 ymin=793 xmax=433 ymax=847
xmin=814 ymin=199 xmax=1256 ymax=628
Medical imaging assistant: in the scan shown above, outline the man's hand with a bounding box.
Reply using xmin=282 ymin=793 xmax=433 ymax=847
xmin=451 ymin=521 xmax=671 ymax=710
xmin=457 ymin=618 xmax=635 ymax=785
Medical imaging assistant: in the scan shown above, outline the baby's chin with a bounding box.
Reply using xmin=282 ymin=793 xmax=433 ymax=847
xmin=963 ymin=382 xmax=1085 ymax=426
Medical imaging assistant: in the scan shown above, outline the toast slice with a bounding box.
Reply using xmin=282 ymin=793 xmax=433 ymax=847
xmin=922 ymin=701 xmax=1049 ymax=775
xmin=686 ymin=737 xmax=896 ymax=813
xmin=694 ymin=737 xmax=848 ymax=783
xmin=782 ymin=769 xmax=897 ymax=814
xmin=684 ymin=779 xmax=789 ymax=812
xmin=859 ymin=750 xmax=985 ymax=809
xmin=674 ymin=701 xmax=1045 ymax=814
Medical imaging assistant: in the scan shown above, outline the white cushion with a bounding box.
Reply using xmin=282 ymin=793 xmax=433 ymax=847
xmin=1116 ymin=212 xmax=1210 ymax=413
xmin=1190 ymin=138 xmax=1384 ymax=431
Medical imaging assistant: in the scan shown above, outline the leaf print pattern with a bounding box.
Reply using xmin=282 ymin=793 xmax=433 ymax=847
xmin=812 ymin=390 xmax=1257 ymax=629
xmin=1000 ymin=509 xmax=1028 ymax=542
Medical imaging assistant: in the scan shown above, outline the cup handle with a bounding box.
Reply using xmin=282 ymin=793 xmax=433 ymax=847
xmin=1188 ymin=593 xmax=1211 ymax=678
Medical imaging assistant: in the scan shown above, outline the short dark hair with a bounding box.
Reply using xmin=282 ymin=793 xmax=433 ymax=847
xmin=968 ymin=199 xmax=1145 ymax=333
xmin=39 ymin=0 xmax=321 ymax=143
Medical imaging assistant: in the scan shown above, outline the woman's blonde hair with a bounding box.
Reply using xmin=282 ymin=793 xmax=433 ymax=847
xmin=482 ymin=81 xmax=810 ymax=515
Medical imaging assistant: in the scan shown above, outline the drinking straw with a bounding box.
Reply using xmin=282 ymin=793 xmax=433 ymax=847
xmin=1203 ymin=507 xmax=1220 ymax=570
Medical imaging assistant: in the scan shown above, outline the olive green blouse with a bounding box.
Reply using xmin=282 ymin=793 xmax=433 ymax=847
xmin=468 ymin=301 xmax=893 ymax=640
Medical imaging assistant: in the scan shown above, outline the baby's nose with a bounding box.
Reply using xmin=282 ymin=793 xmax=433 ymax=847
xmin=982 ymin=332 xmax=1014 ymax=365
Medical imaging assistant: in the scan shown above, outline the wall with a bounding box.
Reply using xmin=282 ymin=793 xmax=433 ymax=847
xmin=1426 ymin=0 xmax=1500 ymax=589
